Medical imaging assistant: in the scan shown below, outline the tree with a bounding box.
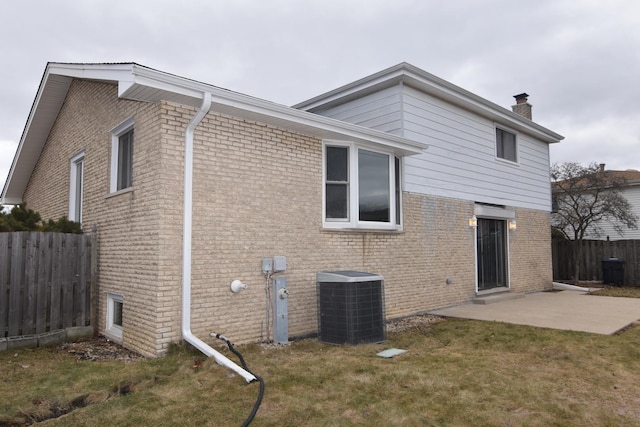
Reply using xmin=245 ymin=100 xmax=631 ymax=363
xmin=0 ymin=204 xmax=42 ymax=232
xmin=551 ymin=162 xmax=638 ymax=281
xmin=0 ymin=203 xmax=82 ymax=234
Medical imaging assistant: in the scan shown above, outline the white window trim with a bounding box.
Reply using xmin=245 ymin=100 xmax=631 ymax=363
xmin=69 ymin=151 xmax=84 ymax=223
xmin=106 ymin=293 xmax=124 ymax=340
xmin=494 ymin=125 xmax=519 ymax=165
xmin=110 ymin=117 xmax=135 ymax=193
xmin=323 ymin=141 xmax=402 ymax=231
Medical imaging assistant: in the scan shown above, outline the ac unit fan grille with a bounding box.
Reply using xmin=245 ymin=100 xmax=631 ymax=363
xmin=317 ymin=277 xmax=385 ymax=345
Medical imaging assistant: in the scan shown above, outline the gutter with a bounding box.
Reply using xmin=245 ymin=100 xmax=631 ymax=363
xmin=182 ymin=91 xmax=257 ymax=383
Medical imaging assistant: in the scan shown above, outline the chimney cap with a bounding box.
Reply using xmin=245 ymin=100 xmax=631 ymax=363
xmin=513 ymin=93 xmax=529 ymax=103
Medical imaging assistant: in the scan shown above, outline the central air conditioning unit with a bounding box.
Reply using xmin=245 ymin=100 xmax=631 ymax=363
xmin=316 ymin=271 xmax=386 ymax=345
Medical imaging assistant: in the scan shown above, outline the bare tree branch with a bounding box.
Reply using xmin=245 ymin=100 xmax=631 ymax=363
xmin=551 ymin=162 xmax=639 ymax=280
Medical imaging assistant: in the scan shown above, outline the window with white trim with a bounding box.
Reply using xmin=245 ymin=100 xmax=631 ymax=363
xmin=496 ymin=127 xmax=517 ymax=163
xmin=324 ymin=142 xmax=402 ymax=230
xmin=69 ymin=151 xmax=84 ymax=222
xmin=110 ymin=118 xmax=134 ymax=192
xmin=106 ymin=293 xmax=123 ymax=340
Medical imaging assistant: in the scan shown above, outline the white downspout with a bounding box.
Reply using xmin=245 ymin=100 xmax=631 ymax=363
xmin=182 ymin=92 xmax=256 ymax=383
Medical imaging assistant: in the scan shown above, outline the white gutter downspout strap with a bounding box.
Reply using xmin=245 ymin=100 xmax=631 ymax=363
xmin=182 ymin=92 xmax=256 ymax=383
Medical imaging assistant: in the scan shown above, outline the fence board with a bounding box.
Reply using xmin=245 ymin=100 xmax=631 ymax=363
xmin=0 ymin=233 xmax=9 ymax=337
xmin=50 ymin=233 xmax=62 ymax=332
xmin=62 ymin=235 xmax=75 ymax=329
xmin=36 ymin=233 xmax=48 ymax=334
xmin=553 ymin=239 xmax=640 ymax=286
xmin=23 ymin=232 xmax=38 ymax=334
xmin=8 ymin=233 xmax=24 ymax=336
xmin=0 ymin=232 xmax=94 ymax=343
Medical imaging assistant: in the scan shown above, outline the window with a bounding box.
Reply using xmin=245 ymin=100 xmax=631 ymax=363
xmin=496 ymin=127 xmax=517 ymax=163
xmin=110 ymin=118 xmax=134 ymax=192
xmin=324 ymin=142 xmax=402 ymax=230
xmin=69 ymin=151 xmax=84 ymax=222
xmin=106 ymin=293 xmax=124 ymax=340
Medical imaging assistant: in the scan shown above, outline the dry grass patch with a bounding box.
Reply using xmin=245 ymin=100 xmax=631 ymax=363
xmin=1 ymin=316 xmax=640 ymax=426
xmin=589 ymin=285 xmax=640 ymax=298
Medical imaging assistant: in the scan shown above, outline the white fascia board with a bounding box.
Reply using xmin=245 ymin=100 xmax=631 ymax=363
xmin=122 ymin=65 xmax=427 ymax=156
xmin=48 ymin=62 xmax=136 ymax=85
xmin=2 ymin=67 xmax=74 ymax=204
xmin=2 ymin=63 xmax=138 ymax=204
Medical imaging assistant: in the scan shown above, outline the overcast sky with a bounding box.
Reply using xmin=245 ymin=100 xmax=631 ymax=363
xmin=2 ymin=0 xmax=639 ymax=197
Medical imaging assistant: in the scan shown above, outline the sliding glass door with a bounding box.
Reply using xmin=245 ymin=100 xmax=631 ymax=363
xmin=476 ymin=218 xmax=508 ymax=291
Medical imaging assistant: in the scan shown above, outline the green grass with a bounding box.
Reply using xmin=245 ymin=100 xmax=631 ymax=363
xmin=2 ymin=319 xmax=640 ymax=426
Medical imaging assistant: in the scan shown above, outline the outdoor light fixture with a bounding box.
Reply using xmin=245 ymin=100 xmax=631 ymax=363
xmin=509 ymin=218 xmax=517 ymax=231
xmin=469 ymin=215 xmax=478 ymax=228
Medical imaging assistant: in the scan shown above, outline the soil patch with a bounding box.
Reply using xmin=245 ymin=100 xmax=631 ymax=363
xmin=58 ymin=336 xmax=145 ymax=363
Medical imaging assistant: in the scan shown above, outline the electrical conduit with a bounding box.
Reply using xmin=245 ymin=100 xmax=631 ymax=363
xmin=182 ymin=92 xmax=257 ymax=383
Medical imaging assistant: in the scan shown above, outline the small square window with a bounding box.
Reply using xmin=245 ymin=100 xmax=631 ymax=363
xmin=496 ymin=128 xmax=517 ymax=163
xmin=106 ymin=293 xmax=124 ymax=340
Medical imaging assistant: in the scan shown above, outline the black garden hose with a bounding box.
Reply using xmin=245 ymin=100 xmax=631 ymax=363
xmin=212 ymin=333 xmax=265 ymax=427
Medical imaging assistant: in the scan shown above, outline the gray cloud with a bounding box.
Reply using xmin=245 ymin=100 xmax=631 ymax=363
xmin=2 ymin=0 xmax=639 ymax=196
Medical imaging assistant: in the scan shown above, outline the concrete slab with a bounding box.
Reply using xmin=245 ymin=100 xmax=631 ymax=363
xmin=429 ymin=290 xmax=640 ymax=335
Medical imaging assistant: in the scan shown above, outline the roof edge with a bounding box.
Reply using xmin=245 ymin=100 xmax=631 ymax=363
xmin=293 ymin=62 xmax=564 ymax=144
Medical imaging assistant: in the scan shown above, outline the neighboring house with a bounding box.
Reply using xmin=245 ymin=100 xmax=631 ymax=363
xmin=553 ymin=165 xmax=640 ymax=240
xmin=1 ymin=62 xmax=563 ymax=357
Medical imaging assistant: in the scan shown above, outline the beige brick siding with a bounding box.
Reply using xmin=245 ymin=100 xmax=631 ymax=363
xmin=508 ymin=208 xmax=553 ymax=293
xmin=23 ymin=80 xmax=164 ymax=357
xmin=21 ymin=79 xmax=554 ymax=356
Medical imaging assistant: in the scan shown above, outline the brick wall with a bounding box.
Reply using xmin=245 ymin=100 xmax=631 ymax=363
xmin=21 ymin=80 xmax=553 ymax=356
xmin=23 ymin=80 xmax=164 ymax=357
xmin=509 ymin=208 xmax=553 ymax=293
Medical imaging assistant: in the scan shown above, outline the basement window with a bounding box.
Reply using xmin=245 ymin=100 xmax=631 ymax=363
xmin=106 ymin=293 xmax=124 ymax=340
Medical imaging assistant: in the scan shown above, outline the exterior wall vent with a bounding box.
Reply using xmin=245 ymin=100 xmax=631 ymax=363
xmin=316 ymin=271 xmax=386 ymax=345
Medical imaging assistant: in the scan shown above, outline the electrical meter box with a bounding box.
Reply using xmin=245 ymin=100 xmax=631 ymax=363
xmin=273 ymin=256 xmax=287 ymax=273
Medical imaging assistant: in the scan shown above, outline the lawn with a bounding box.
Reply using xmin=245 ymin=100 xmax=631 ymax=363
xmin=2 ymin=315 xmax=640 ymax=426
xmin=589 ymin=285 xmax=640 ymax=299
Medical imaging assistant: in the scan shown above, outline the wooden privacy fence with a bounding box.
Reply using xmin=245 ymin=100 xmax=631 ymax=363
xmin=0 ymin=232 xmax=96 ymax=350
xmin=552 ymin=239 xmax=640 ymax=286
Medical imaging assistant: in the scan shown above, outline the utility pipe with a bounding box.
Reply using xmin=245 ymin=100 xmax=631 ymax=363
xmin=182 ymin=92 xmax=256 ymax=383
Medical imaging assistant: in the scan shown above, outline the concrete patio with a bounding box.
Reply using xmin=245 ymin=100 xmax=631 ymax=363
xmin=429 ymin=289 xmax=640 ymax=335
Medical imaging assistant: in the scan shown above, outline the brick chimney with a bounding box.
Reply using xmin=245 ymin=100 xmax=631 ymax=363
xmin=512 ymin=93 xmax=532 ymax=120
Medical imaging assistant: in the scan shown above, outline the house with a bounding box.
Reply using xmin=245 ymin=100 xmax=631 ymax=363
xmin=553 ymin=164 xmax=640 ymax=240
xmin=1 ymin=62 xmax=563 ymax=357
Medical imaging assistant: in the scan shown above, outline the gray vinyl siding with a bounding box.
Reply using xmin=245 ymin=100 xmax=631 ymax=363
xmin=401 ymin=86 xmax=552 ymax=211
xmin=583 ymin=186 xmax=640 ymax=240
xmin=314 ymin=86 xmax=404 ymax=135
xmin=314 ymin=84 xmax=553 ymax=212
